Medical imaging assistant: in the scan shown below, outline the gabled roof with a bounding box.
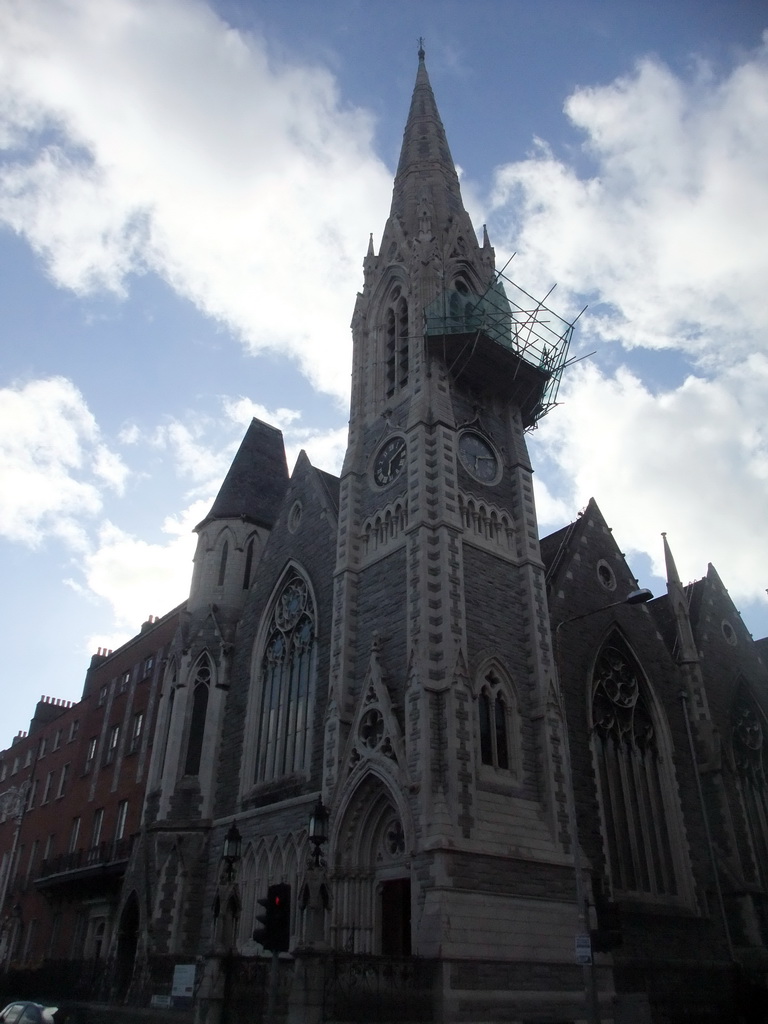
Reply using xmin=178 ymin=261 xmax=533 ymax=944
xmin=196 ymin=418 xmax=289 ymax=531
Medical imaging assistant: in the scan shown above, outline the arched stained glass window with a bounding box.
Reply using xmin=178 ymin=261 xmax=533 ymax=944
xmin=591 ymin=635 xmax=676 ymax=896
xmin=255 ymin=575 xmax=316 ymax=782
xmin=184 ymin=656 xmax=211 ymax=776
xmin=732 ymin=689 xmax=768 ymax=886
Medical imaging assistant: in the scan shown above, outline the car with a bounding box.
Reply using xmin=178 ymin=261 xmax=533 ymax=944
xmin=0 ymin=1003 xmax=59 ymax=1023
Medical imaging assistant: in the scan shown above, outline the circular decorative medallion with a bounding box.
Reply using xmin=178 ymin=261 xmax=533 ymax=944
xmin=458 ymin=431 xmax=499 ymax=484
xmin=373 ymin=436 xmax=407 ymax=487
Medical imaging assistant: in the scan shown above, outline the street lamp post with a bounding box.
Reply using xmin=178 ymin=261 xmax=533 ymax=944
xmin=553 ymin=587 xmax=653 ymax=1024
xmin=199 ymin=822 xmax=242 ymax=1024
xmin=286 ymin=798 xmax=331 ymax=1024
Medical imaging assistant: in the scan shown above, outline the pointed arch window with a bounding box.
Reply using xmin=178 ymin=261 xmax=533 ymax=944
xmin=159 ymin=662 xmax=177 ymax=780
xmin=217 ymin=540 xmax=229 ymax=587
xmin=184 ymin=656 xmax=211 ymax=776
xmin=242 ymin=537 xmax=255 ymax=590
xmin=477 ymin=668 xmax=518 ymax=774
xmin=732 ymin=689 xmax=768 ymax=886
xmin=255 ymin=574 xmax=316 ymax=783
xmin=591 ymin=635 xmax=677 ymax=896
xmin=385 ymin=288 xmax=409 ymax=397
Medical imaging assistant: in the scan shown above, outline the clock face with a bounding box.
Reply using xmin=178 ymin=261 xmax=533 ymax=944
xmin=373 ymin=436 xmax=407 ymax=487
xmin=458 ymin=431 xmax=500 ymax=483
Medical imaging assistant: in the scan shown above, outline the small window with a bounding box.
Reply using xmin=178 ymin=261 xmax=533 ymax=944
xmin=68 ymin=817 xmax=81 ymax=854
xmin=56 ymin=763 xmax=70 ymax=798
xmin=41 ymin=771 xmax=54 ymax=804
xmin=25 ymin=779 xmax=37 ymax=812
xmin=288 ymin=503 xmax=302 ymax=534
xmin=97 ymin=685 xmax=108 ymax=707
xmin=105 ymin=724 xmax=120 ymax=764
xmin=84 ymin=737 xmax=97 ymax=772
xmin=38 ymin=737 xmax=47 ymax=759
xmin=69 ymin=719 xmax=80 ymax=742
xmin=12 ymin=757 xmax=19 ymax=775
xmin=118 ymin=671 xmax=131 ymax=694
xmin=24 ymin=749 xmax=32 ymax=768
xmin=115 ymin=800 xmax=129 ymax=841
xmin=143 ymin=656 xmax=154 ymax=677
xmin=0 ymin=761 xmax=6 ymax=782
xmin=597 ymin=559 xmax=617 ymax=591
xmin=26 ymin=840 xmax=39 ymax=885
xmin=722 ymin=620 xmax=737 ymax=646
xmin=53 ymin=729 xmax=62 ymax=751
xmin=91 ymin=808 xmax=104 ymax=849
xmin=130 ymin=712 xmax=144 ymax=753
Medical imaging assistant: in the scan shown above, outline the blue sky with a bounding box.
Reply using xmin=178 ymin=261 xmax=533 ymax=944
xmin=1 ymin=0 xmax=767 ymax=746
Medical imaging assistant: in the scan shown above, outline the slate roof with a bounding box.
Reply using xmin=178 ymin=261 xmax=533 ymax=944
xmin=197 ymin=418 xmax=289 ymax=530
xmin=316 ymin=468 xmax=341 ymax=516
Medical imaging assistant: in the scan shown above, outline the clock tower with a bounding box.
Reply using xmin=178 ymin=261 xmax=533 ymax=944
xmin=323 ymin=46 xmax=586 ymax=1016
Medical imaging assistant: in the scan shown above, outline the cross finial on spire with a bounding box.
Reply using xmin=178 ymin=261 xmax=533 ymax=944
xmin=418 ymin=37 xmax=425 ymax=61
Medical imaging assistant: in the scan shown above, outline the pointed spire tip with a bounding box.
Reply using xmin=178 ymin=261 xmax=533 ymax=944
xmin=418 ymin=36 xmax=425 ymax=62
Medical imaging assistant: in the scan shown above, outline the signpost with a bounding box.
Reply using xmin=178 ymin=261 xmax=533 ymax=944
xmin=575 ymin=933 xmax=593 ymax=965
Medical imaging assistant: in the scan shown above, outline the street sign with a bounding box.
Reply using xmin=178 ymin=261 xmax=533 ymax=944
xmin=575 ymin=933 xmax=592 ymax=964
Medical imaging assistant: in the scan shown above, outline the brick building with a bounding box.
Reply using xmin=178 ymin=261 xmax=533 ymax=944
xmin=2 ymin=48 xmax=768 ymax=1024
xmin=0 ymin=606 xmax=180 ymax=997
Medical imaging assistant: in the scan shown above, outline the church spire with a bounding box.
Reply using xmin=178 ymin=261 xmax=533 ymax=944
xmin=663 ymin=532 xmax=699 ymax=665
xmin=389 ymin=45 xmax=470 ymax=244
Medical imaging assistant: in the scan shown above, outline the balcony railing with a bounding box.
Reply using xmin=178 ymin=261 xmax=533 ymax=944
xmin=36 ymin=836 xmax=133 ymax=881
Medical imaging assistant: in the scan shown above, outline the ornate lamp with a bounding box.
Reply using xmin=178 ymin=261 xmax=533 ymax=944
xmin=308 ymin=798 xmax=329 ymax=866
xmin=222 ymin=821 xmax=242 ymax=882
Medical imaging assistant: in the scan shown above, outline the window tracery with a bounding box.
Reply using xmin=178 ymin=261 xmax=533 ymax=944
xmin=732 ymin=691 xmax=768 ymax=885
xmin=184 ymin=656 xmax=211 ymax=776
xmin=591 ymin=636 xmax=677 ymax=896
xmin=255 ymin=574 xmax=316 ymax=783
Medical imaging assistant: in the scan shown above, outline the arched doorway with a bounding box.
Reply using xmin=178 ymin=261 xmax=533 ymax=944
xmin=114 ymin=892 xmax=140 ymax=998
xmin=332 ymin=772 xmax=411 ymax=955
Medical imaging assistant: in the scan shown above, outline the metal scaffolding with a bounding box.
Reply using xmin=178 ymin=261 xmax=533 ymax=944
xmin=424 ymin=267 xmax=583 ymax=428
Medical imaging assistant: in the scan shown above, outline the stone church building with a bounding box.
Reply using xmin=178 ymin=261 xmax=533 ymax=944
xmin=103 ymin=50 xmax=768 ymax=1024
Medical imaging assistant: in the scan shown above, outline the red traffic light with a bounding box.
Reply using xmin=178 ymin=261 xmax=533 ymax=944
xmin=252 ymin=883 xmax=291 ymax=952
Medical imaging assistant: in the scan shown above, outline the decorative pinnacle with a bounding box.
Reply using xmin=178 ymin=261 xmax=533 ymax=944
xmin=418 ymin=37 xmax=425 ymax=61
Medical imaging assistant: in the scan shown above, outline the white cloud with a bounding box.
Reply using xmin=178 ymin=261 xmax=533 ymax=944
xmin=285 ymin=425 xmax=348 ymax=476
xmin=534 ymin=356 xmax=768 ymax=603
xmin=0 ymin=0 xmax=393 ymax=402
xmin=222 ymin=395 xmax=345 ymax=474
xmin=489 ymin=40 xmax=768 ymax=363
xmin=0 ymin=376 xmax=128 ymax=546
xmin=222 ymin=397 xmax=302 ymax=432
xmin=488 ymin=39 xmax=768 ymax=618
xmin=80 ymin=500 xmax=208 ymax=647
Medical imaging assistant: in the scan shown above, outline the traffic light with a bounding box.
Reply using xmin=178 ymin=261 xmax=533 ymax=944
xmin=253 ymin=883 xmax=291 ymax=952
